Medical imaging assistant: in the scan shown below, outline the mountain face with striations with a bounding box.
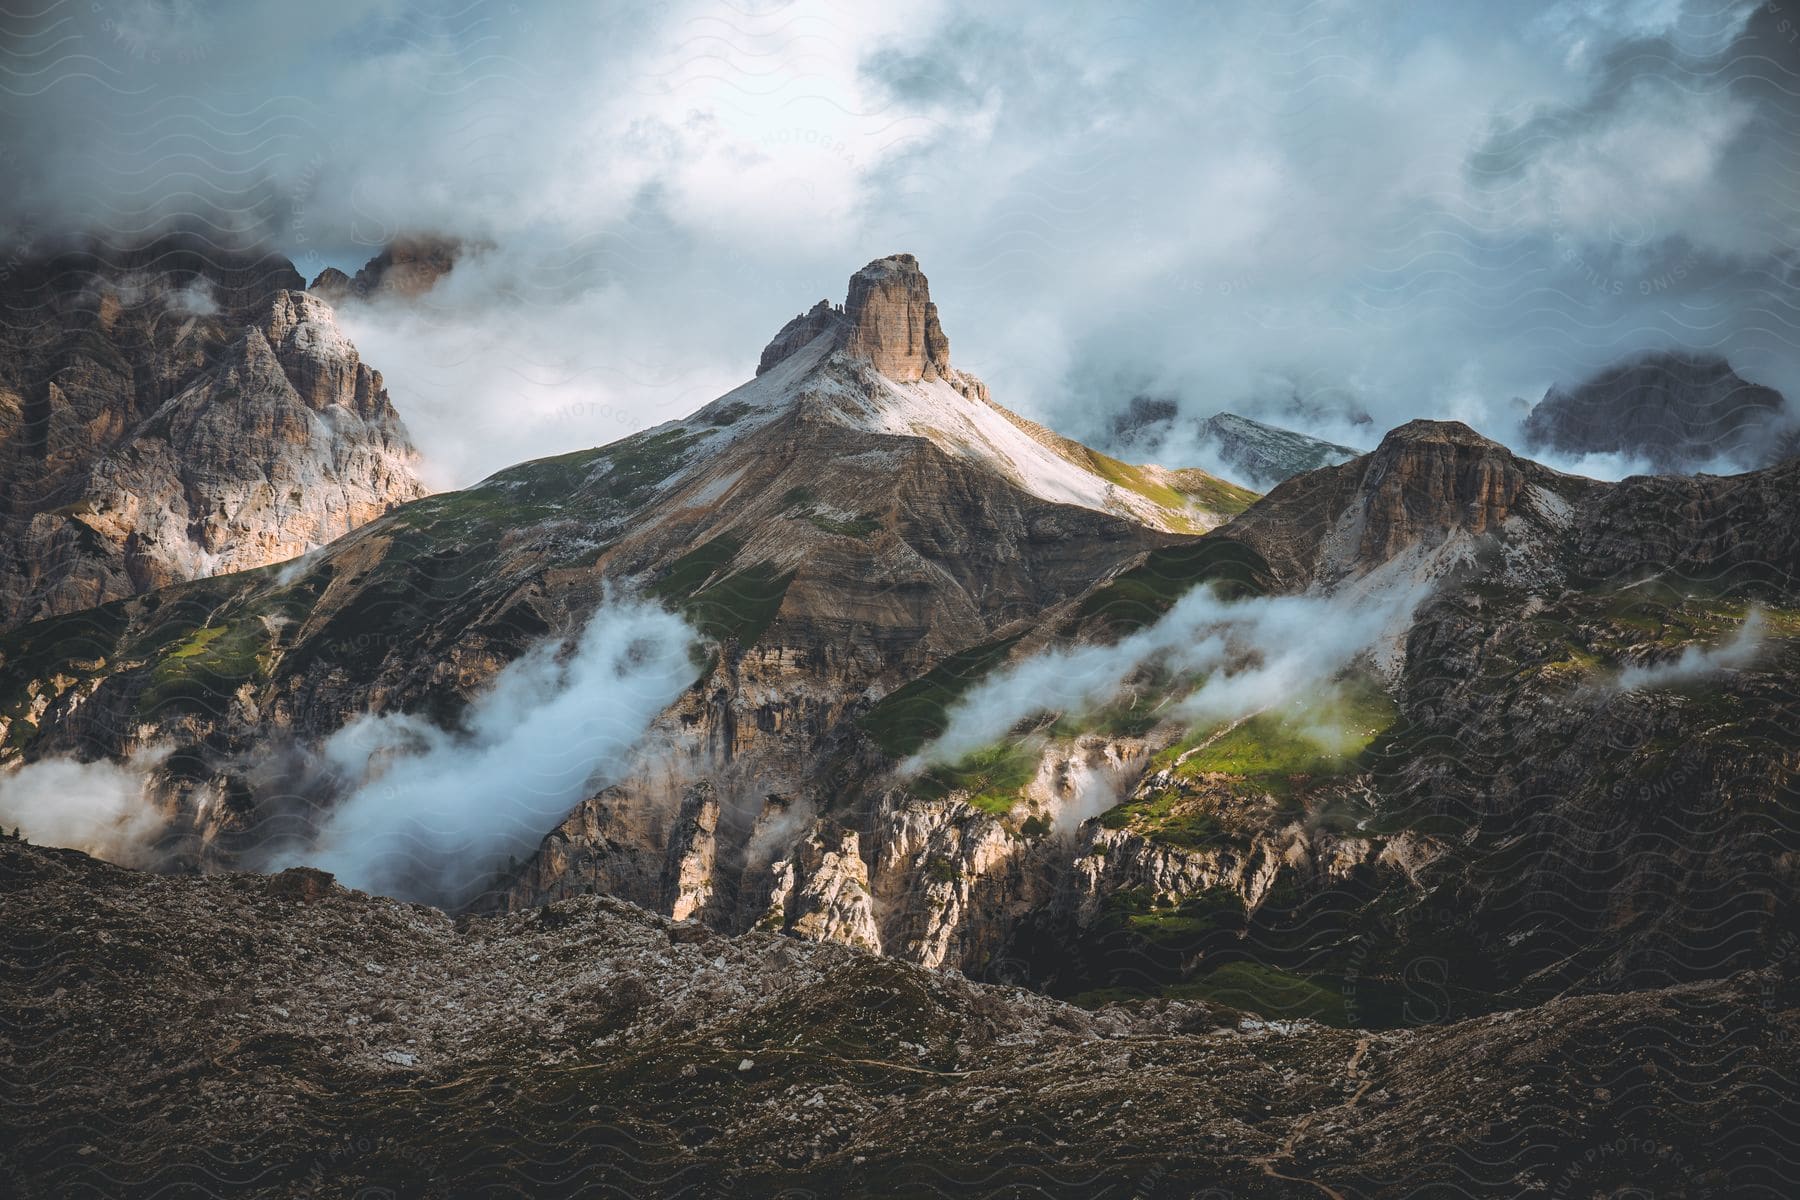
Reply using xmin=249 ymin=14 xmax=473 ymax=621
xmin=2 ymin=253 xmax=1794 ymax=1017
xmin=0 ymin=237 xmax=426 ymax=629
xmin=1523 ymin=350 xmax=1793 ymax=472
xmin=0 ymin=253 xmax=1251 ymax=884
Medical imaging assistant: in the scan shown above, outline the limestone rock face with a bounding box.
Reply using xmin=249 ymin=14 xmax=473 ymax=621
xmin=842 ymin=253 xmax=950 ymax=382
xmin=757 ymin=254 xmax=960 ymax=385
xmin=1216 ymin=419 xmax=1593 ymax=589
xmin=868 ymin=796 xmax=1023 ymax=970
xmin=664 ymin=783 xmax=720 ymax=923
xmin=0 ymin=240 xmax=427 ymax=627
xmin=755 ymin=300 xmax=844 ymax=376
xmin=761 ymin=822 xmax=882 ymax=953
xmin=1354 ymin=420 xmax=1529 ymax=563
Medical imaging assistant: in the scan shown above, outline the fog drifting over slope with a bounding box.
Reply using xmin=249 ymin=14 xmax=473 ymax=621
xmin=913 ymin=579 xmax=1432 ymax=770
xmin=4 ymin=0 xmax=1797 ymax=485
xmin=289 ymin=598 xmax=696 ymax=904
xmin=0 ymin=600 xmax=697 ymax=905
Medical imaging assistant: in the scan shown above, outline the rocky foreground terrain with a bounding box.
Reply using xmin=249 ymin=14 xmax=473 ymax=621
xmin=4 ymin=834 xmax=1797 ymax=1199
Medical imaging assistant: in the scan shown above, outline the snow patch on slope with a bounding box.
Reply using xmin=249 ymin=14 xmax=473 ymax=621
xmin=632 ymin=337 xmax=1240 ymax=533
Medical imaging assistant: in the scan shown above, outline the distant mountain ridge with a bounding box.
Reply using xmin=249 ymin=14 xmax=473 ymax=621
xmin=1523 ymin=350 xmax=1792 ymax=472
xmin=1109 ymin=397 xmax=1363 ymax=486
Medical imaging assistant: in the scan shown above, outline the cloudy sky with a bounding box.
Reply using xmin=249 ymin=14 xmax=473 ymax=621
xmin=4 ymin=0 xmax=1796 ymax=486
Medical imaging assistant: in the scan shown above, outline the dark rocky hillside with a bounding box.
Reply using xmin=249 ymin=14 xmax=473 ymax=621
xmin=3 ymin=835 xmax=1795 ymax=1199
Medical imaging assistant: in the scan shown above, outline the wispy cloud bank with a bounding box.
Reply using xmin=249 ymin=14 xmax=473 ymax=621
xmin=0 ymin=745 xmax=174 ymax=866
xmin=1615 ymin=608 xmax=1765 ymax=691
xmin=6 ymin=2 xmax=1793 ymax=482
xmin=285 ymin=596 xmax=696 ymax=903
xmin=914 ymin=578 xmax=1430 ymax=768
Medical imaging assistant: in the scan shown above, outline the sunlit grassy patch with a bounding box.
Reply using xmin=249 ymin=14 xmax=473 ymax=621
xmin=1100 ymin=676 xmax=1395 ymax=845
xmin=912 ymin=740 xmax=1040 ymax=817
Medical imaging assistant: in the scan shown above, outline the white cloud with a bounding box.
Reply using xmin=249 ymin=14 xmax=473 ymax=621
xmin=913 ymin=577 xmax=1430 ymax=769
xmin=1615 ymin=608 xmax=1765 ymax=690
xmin=5 ymin=1 xmax=1793 ymax=481
xmin=286 ymin=596 xmax=696 ymax=903
xmin=0 ymin=746 xmax=174 ymax=867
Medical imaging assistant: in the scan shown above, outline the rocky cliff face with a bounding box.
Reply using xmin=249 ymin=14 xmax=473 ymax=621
xmin=0 ymin=253 xmax=1228 ymax=900
xmin=1523 ymin=350 xmax=1792 ymax=472
xmin=0 ymin=238 xmax=427 ymax=628
xmin=888 ymin=421 xmax=1800 ymax=1009
xmin=842 ymin=253 xmax=951 ymax=382
xmin=1213 ymin=419 xmax=1592 ymax=590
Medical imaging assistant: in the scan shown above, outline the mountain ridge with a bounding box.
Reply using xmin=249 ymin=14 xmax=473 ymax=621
xmin=0 ymin=237 xmax=427 ymax=629
xmin=0 ymin=258 xmax=1794 ymax=1030
xmin=1523 ymin=350 xmax=1794 ymax=472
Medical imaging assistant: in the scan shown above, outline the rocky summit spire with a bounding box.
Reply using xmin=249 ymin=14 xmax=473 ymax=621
xmin=756 ymin=253 xmax=971 ymax=391
xmin=842 ymin=253 xmax=951 ymax=382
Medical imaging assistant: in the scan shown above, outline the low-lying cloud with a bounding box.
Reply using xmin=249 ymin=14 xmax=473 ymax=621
xmin=0 ymin=745 xmax=174 ymax=867
xmin=1615 ymin=608 xmax=1765 ymax=691
xmin=282 ymin=596 xmax=696 ymax=904
xmin=913 ymin=578 xmax=1431 ymax=769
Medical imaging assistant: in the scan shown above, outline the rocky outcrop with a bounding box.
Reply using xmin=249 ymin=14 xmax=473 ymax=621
xmin=0 ymin=251 xmax=426 ymax=627
xmin=869 ymin=796 xmax=1024 ymax=970
xmin=664 ymin=782 xmax=720 ymax=922
xmin=1523 ymin=351 xmax=1791 ymax=472
xmin=760 ymin=820 xmax=882 ymax=952
xmin=755 ymin=299 xmax=845 ymax=376
xmin=755 ymin=253 xmax=994 ymax=401
xmin=307 ymin=235 xmax=460 ymax=302
xmin=1353 ymin=419 xmax=1531 ymax=563
xmin=1216 ymin=419 xmax=1594 ymax=589
xmin=841 ymin=253 xmax=950 ymax=382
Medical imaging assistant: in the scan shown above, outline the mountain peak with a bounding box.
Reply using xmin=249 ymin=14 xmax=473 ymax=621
xmin=1523 ymin=350 xmax=1788 ymax=472
xmin=842 ymin=253 xmax=951 ymax=383
xmin=756 ymin=253 xmax=959 ymax=387
xmin=1372 ymin=418 xmax=1501 ymax=451
xmin=1216 ymin=417 xmax=1594 ymax=590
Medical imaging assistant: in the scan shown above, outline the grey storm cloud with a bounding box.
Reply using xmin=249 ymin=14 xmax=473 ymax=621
xmin=3 ymin=0 xmax=1796 ymax=488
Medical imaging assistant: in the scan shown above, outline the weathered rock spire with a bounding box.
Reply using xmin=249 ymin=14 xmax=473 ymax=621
xmin=756 ymin=254 xmax=971 ymax=392
xmin=841 ymin=253 xmax=951 ymax=382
